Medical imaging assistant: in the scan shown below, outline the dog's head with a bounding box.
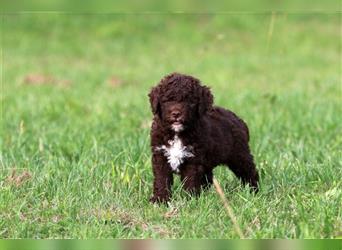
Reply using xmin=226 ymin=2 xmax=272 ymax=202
xmin=148 ymin=72 xmax=213 ymax=132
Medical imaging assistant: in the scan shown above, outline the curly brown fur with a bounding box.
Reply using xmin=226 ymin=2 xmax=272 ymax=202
xmin=148 ymin=72 xmax=259 ymax=203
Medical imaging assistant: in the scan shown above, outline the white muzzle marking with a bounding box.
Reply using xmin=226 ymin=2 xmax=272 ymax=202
xmin=171 ymin=124 xmax=184 ymax=132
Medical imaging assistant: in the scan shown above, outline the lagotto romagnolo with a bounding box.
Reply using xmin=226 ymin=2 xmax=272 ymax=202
xmin=148 ymin=72 xmax=259 ymax=203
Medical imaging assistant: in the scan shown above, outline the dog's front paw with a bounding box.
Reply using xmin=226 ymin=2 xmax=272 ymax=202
xmin=149 ymin=195 xmax=170 ymax=204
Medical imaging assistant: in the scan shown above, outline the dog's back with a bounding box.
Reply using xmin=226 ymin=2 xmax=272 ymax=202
xmin=208 ymin=106 xmax=250 ymax=142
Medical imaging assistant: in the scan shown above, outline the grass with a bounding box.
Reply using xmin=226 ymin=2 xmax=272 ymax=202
xmin=0 ymin=13 xmax=341 ymax=238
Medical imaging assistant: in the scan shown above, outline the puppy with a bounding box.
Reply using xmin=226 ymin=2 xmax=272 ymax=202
xmin=148 ymin=73 xmax=259 ymax=203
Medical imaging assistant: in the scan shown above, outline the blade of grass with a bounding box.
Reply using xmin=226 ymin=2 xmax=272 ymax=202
xmin=267 ymin=11 xmax=276 ymax=50
xmin=213 ymin=177 xmax=245 ymax=239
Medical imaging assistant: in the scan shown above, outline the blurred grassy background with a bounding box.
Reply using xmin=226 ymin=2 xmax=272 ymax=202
xmin=1 ymin=0 xmax=341 ymax=12
xmin=0 ymin=13 xmax=341 ymax=238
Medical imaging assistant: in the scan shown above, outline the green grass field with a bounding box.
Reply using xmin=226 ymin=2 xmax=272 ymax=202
xmin=1 ymin=13 xmax=341 ymax=238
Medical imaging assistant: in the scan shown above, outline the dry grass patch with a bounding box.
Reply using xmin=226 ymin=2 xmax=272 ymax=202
xmin=6 ymin=169 xmax=32 ymax=187
xmin=23 ymin=73 xmax=71 ymax=86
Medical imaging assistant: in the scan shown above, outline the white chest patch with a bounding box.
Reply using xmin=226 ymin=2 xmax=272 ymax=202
xmin=155 ymin=135 xmax=194 ymax=173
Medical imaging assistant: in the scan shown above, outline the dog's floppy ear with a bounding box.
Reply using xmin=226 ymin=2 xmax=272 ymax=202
xmin=198 ymin=85 xmax=213 ymax=115
xmin=148 ymin=85 xmax=162 ymax=117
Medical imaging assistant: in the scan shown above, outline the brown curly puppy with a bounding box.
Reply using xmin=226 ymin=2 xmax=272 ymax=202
xmin=148 ymin=72 xmax=259 ymax=203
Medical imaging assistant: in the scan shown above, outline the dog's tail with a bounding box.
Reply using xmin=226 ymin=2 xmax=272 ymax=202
xmin=226 ymin=109 xmax=250 ymax=142
xmin=235 ymin=115 xmax=250 ymax=142
xmin=243 ymin=120 xmax=250 ymax=142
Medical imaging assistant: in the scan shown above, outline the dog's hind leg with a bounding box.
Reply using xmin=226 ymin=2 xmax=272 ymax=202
xmin=227 ymin=148 xmax=259 ymax=192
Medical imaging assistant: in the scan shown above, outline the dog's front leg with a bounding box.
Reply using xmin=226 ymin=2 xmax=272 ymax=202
xmin=180 ymin=164 xmax=204 ymax=196
xmin=150 ymin=153 xmax=173 ymax=204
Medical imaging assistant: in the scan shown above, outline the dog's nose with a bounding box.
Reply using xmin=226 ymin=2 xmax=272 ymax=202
xmin=171 ymin=110 xmax=181 ymax=118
